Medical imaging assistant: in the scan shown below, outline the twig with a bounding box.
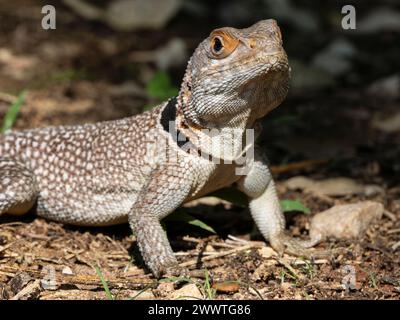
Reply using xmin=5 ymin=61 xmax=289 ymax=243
xmin=387 ymin=228 xmax=400 ymax=234
xmin=175 ymin=251 xmax=218 ymax=256
xmin=226 ymin=235 xmax=250 ymax=244
xmin=180 ymin=243 xmax=263 ymax=268
xmin=307 ymin=190 xmax=336 ymax=205
xmin=271 ymin=159 xmax=328 ymax=174
xmin=383 ymin=210 xmax=397 ymax=222
xmin=182 ymin=236 xmax=202 ymax=243
xmin=0 ymin=92 xmax=17 ymax=104
xmin=291 ymin=259 xmax=329 ymax=266
xmin=392 ymin=241 xmax=400 ymax=251
xmin=210 ymin=242 xmax=237 ymax=249
xmin=274 ymin=257 xmax=302 ymax=279
xmin=0 ymin=242 xmax=14 ymax=254
xmin=21 ymin=232 xmax=52 ymax=241
xmin=0 ymin=265 xmax=154 ymax=290
xmin=0 ymin=270 xmax=16 ymax=277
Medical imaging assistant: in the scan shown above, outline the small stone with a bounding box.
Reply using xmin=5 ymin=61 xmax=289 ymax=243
xmin=168 ymin=283 xmax=203 ymax=300
xmin=257 ymin=246 xmax=276 ymax=259
xmin=131 ymin=290 xmax=155 ymax=300
xmin=368 ymin=75 xmax=400 ymax=101
xmin=281 ymin=282 xmax=291 ymax=292
xmin=285 ymin=176 xmax=383 ymax=197
xmin=62 ymin=266 xmax=74 ymax=275
xmin=212 ymin=281 xmax=240 ymax=294
xmin=310 ymin=201 xmax=384 ymax=241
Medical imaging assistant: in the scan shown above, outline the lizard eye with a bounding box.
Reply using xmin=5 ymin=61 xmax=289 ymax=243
xmin=209 ymin=30 xmax=239 ymax=59
xmin=212 ymin=36 xmax=223 ymax=54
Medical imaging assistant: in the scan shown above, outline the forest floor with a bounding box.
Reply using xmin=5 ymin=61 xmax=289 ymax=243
xmin=0 ymin=1 xmax=399 ymax=300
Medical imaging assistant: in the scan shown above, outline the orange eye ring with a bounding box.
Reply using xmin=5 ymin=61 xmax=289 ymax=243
xmin=209 ymin=30 xmax=239 ymax=59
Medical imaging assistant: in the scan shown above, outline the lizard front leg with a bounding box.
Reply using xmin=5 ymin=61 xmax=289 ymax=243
xmin=128 ymin=161 xmax=194 ymax=278
xmin=237 ymin=151 xmax=320 ymax=257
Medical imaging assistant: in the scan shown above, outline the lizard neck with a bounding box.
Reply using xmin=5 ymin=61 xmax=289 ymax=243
xmin=174 ymin=97 xmax=260 ymax=162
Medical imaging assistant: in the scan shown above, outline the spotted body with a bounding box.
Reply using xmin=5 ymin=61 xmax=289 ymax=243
xmin=0 ymin=20 xmax=318 ymax=277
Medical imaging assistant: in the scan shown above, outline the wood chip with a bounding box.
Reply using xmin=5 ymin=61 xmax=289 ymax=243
xmin=10 ymin=279 xmax=41 ymax=300
xmin=212 ymin=281 xmax=240 ymax=294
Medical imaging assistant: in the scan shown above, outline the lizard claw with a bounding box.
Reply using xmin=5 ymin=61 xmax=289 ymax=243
xmin=269 ymin=232 xmax=322 ymax=259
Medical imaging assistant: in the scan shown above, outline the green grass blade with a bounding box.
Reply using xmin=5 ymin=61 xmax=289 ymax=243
xmin=166 ymin=211 xmax=216 ymax=234
xmin=203 ymin=269 xmax=215 ymax=300
xmin=95 ymin=265 xmax=114 ymax=300
xmin=1 ymin=90 xmax=26 ymax=133
xmin=188 ymin=218 xmax=216 ymax=234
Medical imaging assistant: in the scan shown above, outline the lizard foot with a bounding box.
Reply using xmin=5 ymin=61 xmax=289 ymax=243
xmin=157 ymin=263 xmax=190 ymax=279
xmin=269 ymin=232 xmax=323 ymax=259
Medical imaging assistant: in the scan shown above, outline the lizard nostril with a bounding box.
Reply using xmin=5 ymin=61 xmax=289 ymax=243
xmin=249 ymin=39 xmax=256 ymax=49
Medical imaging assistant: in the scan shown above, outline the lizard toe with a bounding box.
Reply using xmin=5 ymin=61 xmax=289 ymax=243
xmin=270 ymin=232 xmax=322 ymax=259
xmin=160 ymin=263 xmax=190 ymax=279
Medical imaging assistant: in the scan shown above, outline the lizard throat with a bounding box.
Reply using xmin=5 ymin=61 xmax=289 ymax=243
xmin=160 ymin=97 xmax=257 ymax=162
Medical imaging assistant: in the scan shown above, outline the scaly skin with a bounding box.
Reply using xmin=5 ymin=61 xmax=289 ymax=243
xmin=0 ymin=20 xmax=319 ymax=277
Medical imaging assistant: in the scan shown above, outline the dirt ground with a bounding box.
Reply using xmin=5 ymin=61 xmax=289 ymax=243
xmin=0 ymin=1 xmax=399 ymax=300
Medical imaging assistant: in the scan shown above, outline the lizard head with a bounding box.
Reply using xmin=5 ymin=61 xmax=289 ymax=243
xmin=178 ymin=19 xmax=290 ymax=129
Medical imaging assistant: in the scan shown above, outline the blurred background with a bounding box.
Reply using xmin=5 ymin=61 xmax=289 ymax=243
xmin=0 ymin=0 xmax=399 ymax=188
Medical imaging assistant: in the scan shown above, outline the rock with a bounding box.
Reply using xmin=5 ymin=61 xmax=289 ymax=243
xmin=62 ymin=266 xmax=74 ymax=275
xmin=367 ymin=75 xmax=400 ymax=101
xmin=358 ymin=8 xmax=400 ymax=33
xmin=168 ymin=283 xmax=203 ymax=300
xmin=63 ymin=0 xmax=103 ymax=20
xmin=106 ymin=0 xmax=182 ymax=31
xmin=281 ymin=282 xmax=291 ymax=292
xmin=154 ymin=38 xmax=187 ymax=70
xmin=312 ymin=38 xmax=356 ymax=76
xmin=285 ymin=176 xmax=383 ymax=197
xmin=257 ymin=246 xmax=276 ymax=259
xmin=130 ymin=38 xmax=187 ymax=70
xmin=131 ymin=290 xmax=155 ymax=300
xmin=374 ymin=112 xmax=400 ymax=135
xmin=63 ymin=0 xmax=182 ymax=31
xmin=310 ymin=201 xmax=384 ymax=241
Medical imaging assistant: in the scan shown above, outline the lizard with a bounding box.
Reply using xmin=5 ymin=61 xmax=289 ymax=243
xmin=0 ymin=19 xmax=320 ymax=278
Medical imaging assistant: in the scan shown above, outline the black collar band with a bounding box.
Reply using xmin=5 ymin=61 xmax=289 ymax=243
xmin=160 ymin=97 xmax=190 ymax=148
